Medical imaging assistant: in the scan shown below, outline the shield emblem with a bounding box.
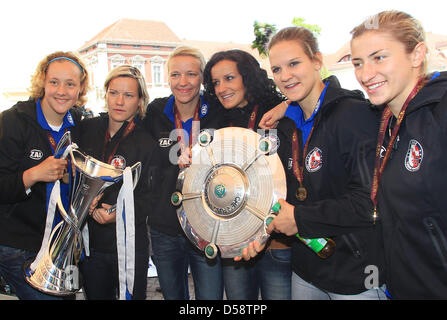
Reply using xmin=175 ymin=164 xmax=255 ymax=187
xmin=306 ymin=147 xmax=323 ymax=172
xmin=405 ymin=139 xmax=423 ymax=172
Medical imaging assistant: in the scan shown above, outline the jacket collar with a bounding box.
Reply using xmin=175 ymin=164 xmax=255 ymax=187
xmin=320 ymin=75 xmax=365 ymax=109
xmin=370 ymin=71 xmax=447 ymax=114
xmin=406 ymin=71 xmax=447 ymax=114
xmin=14 ymin=99 xmax=38 ymax=120
xmin=36 ymin=98 xmax=75 ymax=132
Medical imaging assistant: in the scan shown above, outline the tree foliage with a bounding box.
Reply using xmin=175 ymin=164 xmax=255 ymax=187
xmin=291 ymin=17 xmax=321 ymax=36
xmin=251 ymin=21 xmax=277 ymax=57
xmin=251 ymin=17 xmax=331 ymax=79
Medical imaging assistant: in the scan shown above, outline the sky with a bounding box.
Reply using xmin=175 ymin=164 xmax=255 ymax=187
xmin=0 ymin=0 xmax=446 ymax=89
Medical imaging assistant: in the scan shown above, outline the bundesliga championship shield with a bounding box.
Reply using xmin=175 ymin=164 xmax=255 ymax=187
xmin=171 ymin=127 xmax=286 ymax=258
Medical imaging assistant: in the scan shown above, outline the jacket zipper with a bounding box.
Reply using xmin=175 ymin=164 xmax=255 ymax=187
xmin=342 ymin=233 xmax=362 ymax=259
xmin=423 ymin=217 xmax=447 ymax=271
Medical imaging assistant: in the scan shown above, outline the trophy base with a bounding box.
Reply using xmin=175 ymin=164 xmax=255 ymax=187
xmin=23 ymin=256 xmax=82 ymax=297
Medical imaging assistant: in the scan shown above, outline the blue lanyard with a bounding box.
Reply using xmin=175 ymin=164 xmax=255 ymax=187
xmin=286 ymin=81 xmax=330 ymax=145
xmin=36 ymin=99 xmax=74 ymax=219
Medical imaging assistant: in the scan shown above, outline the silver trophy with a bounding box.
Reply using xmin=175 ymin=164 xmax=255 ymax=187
xmin=24 ymin=134 xmax=141 ymax=296
xmin=171 ymin=127 xmax=286 ymax=258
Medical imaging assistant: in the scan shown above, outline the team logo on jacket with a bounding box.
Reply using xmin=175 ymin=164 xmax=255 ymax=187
xmin=29 ymin=149 xmax=43 ymax=160
xmin=110 ymin=155 xmax=126 ymax=169
xmin=200 ymin=103 xmax=208 ymax=116
xmin=159 ymin=137 xmax=173 ymax=147
xmin=305 ymin=147 xmax=323 ymax=172
xmin=66 ymin=113 xmax=74 ymax=126
xmin=405 ymin=139 xmax=423 ymax=172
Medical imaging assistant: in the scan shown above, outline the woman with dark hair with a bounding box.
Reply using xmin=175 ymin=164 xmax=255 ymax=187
xmin=203 ymin=49 xmax=293 ymax=300
xmin=203 ymin=50 xmax=282 ymax=112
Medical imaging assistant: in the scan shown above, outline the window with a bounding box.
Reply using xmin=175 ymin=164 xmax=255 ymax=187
xmin=153 ymin=65 xmax=161 ymax=84
xmin=131 ymin=55 xmax=146 ymax=74
xmin=150 ymin=56 xmax=164 ymax=86
xmin=110 ymin=54 xmax=126 ymax=70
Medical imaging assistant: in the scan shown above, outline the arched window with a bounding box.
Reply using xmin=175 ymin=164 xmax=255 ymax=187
xmin=110 ymin=54 xmax=126 ymax=70
xmin=130 ymin=55 xmax=146 ymax=74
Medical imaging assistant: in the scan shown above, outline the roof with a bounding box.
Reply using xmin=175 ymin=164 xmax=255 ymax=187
xmin=77 ymin=18 xmax=272 ymax=71
xmin=181 ymin=39 xmax=271 ymax=71
xmin=325 ymin=32 xmax=447 ymax=72
xmin=323 ymin=41 xmax=351 ymax=70
xmin=79 ymin=19 xmax=181 ymax=50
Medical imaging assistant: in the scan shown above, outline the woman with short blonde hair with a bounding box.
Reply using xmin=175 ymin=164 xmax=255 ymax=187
xmin=167 ymin=45 xmax=206 ymax=74
xmin=78 ymin=64 xmax=158 ymax=300
xmin=141 ymin=46 xmax=224 ymax=300
xmin=104 ymin=65 xmax=149 ymax=119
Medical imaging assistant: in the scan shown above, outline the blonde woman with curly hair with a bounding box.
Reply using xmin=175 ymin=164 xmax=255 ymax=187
xmin=0 ymin=51 xmax=89 ymax=299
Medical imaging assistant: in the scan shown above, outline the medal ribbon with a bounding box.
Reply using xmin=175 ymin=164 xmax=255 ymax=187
xmin=247 ymin=105 xmax=259 ymax=131
xmin=103 ymin=119 xmax=136 ymax=165
xmin=370 ymin=78 xmax=425 ymax=221
xmin=290 ymin=83 xmax=328 ymax=196
xmin=292 ymin=124 xmax=316 ymax=193
xmin=46 ymin=129 xmax=69 ymax=183
xmin=173 ymin=101 xmax=201 ymax=149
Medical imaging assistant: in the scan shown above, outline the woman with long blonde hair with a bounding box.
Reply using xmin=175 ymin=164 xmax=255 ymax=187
xmin=350 ymin=10 xmax=447 ymax=299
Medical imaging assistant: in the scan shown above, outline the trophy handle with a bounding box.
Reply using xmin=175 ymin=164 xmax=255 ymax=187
xmin=129 ymin=162 xmax=141 ymax=189
xmin=54 ymin=131 xmax=72 ymax=159
xmin=104 ymin=162 xmax=142 ymax=215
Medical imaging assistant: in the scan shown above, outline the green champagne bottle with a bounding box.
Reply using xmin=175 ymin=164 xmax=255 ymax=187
xmin=269 ymin=202 xmax=335 ymax=259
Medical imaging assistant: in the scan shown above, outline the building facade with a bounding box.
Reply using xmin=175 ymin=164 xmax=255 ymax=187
xmin=78 ymin=19 xmax=180 ymax=114
xmin=77 ymin=18 xmax=267 ymax=115
xmin=2 ymin=19 xmax=446 ymax=112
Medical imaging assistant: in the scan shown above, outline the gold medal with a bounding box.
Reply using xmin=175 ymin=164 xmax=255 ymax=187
xmin=62 ymin=171 xmax=70 ymax=184
xmin=296 ymin=186 xmax=307 ymax=201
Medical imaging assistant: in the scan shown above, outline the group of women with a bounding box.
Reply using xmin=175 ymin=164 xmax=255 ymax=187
xmin=0 ymin=9 xmax=446 ymax=300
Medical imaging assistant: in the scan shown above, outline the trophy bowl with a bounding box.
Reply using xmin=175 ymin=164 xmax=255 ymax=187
xmin=24 ymin=144 xmax=141 ymax=296
xmin=172 ymin=127 xmax=286 ymax=258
